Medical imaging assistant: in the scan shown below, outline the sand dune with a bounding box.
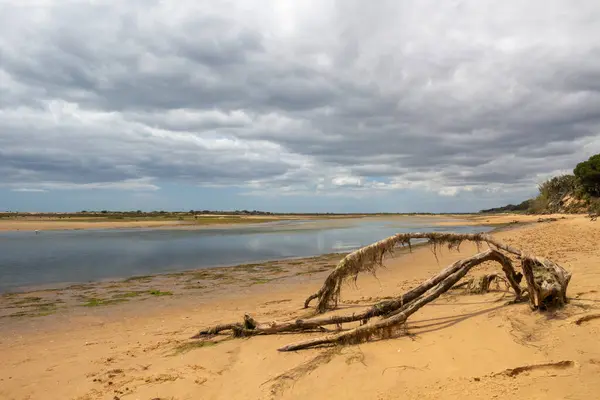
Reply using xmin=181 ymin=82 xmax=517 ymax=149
xmin=1 ymin=215 xmax=599 ymax=399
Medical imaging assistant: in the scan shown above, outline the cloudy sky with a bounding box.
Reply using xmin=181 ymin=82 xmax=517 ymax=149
xmin=1 ymin=0 xmax=600 ymax=213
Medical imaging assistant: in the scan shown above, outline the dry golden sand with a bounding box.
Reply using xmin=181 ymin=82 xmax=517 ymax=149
xmin=1 ymin=215 xmax=599 ymax=399
xmin=433 ymin=212 xmax=576 ymax=226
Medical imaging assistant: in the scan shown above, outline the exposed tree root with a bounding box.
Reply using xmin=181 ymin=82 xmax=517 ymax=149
xmin=574 ymin=314 xmax=600 ymax=325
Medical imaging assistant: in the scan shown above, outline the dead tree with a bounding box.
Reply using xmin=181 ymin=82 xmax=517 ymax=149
xmin=192 ymin=232 xmax=571 ymax=352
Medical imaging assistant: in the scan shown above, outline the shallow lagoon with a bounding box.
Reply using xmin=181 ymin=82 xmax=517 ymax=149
xmin=0 ymin=217 xmax=492 ymax=292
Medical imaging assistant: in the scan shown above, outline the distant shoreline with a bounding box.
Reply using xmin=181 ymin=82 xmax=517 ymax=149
xmin=0 ymin=212 xmax=575 ymax=232
xmin=0 ymin=212 xmax=460 ymax=232
xmin=0 ymin=214 xmax=336 ymax=232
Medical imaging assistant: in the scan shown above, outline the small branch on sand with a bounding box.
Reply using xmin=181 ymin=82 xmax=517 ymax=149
xmin=493 ymin=360 xmax=575 ymax=378
xmin=382 ymin=364 xmax=428 ymax=375
xmin=537 ymin=217 xmax=558 ymax=223
xmin=574 ymin=314 xmax=600 ymax=325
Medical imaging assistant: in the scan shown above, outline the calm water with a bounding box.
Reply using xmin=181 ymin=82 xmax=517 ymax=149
xmin=0 ymin=218 xmax=492 ymax=292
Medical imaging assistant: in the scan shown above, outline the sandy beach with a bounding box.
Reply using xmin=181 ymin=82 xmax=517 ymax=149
xmin=3 ymin=1 xmax=599 ymax=399
xmin=1 ymin=215 xmax=599 ymax=399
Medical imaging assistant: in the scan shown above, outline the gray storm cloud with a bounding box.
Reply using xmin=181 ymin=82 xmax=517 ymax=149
xmin=1 ymin=0 xmax=599 ymax=197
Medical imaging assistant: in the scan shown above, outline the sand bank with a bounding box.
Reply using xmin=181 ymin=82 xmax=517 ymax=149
xmin=0 ymin=218 xmax=190 ymax=231
xmin=0 ymin=214 xmax=362 ymax=232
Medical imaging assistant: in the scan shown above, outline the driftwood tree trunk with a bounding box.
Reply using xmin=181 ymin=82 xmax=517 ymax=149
xmin=194 ymin=249 xmax=526 ymax=347
xmin=195 ymin=262 xmax=466 ymax=337
xmin=192 ymin=231 xmax=571 ymax=352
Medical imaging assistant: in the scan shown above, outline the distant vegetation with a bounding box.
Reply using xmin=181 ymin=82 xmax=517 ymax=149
xmin=481 ymin=153 xmax=600 ymax=214
xmin=0 ymin=210 xmax=475 ymax=218
xmin=574 ymin=154 xmax=600 ymax=196
xmin=0 ymin=210 xmax=279 ymax=218
xmin=480 ymin=199 xmax=532 ymax=214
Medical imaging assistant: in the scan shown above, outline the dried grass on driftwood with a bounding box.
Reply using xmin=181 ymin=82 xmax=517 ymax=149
xmin=305 ymin=232 xmax=524 ymax=313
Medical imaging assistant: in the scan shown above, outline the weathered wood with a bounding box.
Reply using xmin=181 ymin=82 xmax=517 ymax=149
xmin=194 ymin=249 xmax=523 ymax=338
xmin=192 ymin=323 xmax=243 ymax=337
xmin=521 ymin=256 xmax=571 ymax=310
xmin=195 ymin=260 xmax=466 ymax=337
xmin=382 ymin=250 xmax=516 ymax=320
xmin=190 ymin=231 xmax=570 ymax=352
xmin=279 ymin=250 xmax=503 ymax=351
xmin=466 ymin=274 xmax=500 ymax=294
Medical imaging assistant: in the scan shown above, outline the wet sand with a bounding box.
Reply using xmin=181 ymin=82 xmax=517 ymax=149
xmin=1 ymin=214 xmax=599 ymax=399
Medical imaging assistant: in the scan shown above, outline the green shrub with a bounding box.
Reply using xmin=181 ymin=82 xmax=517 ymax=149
xmin=529 ymin=194 xmax=549 ymax=214
xmin=590 ymin=198 xmax=600 ymax=214
xmin=531 ymin=174 xmax=579 ymax=213
xmin=538 ymin=174 xmax=578 ymax=200
xmin=574 ymin=154 xmax=600 ymax=196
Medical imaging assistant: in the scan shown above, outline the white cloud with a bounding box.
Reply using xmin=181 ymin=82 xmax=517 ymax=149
xmin=10 ymin=188 xmax=48 ymax=193
xmin=6 ymin=178 xmax=159 ymax=192
xmin=438 ymin=187 xmax=460 ymax=197
xmin=332 ymin=176 xmax=363 ymax=187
